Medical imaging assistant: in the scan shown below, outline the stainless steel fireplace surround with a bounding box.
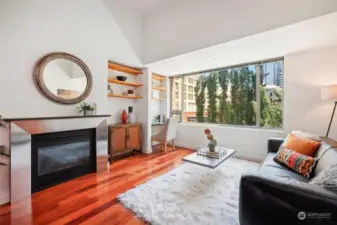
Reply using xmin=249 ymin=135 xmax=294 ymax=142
xmin=3 ymin=115 xmax=110 ymax=203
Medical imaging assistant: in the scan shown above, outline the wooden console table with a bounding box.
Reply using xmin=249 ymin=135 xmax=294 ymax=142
xmin=108 ymin=123 xmax=142 ymax=162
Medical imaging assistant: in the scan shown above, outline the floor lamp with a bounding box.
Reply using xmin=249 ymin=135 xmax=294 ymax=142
xmin=321 ymin=85 xmax=337 ymax=137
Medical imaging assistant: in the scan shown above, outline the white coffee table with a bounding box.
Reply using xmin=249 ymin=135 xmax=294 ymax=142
xmin=182 ymin=147 xmax=236 ymax=169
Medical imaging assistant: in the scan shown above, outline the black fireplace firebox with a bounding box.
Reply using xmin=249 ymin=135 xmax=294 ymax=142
xmin=31 ymin=128 xmax=96 ymax=193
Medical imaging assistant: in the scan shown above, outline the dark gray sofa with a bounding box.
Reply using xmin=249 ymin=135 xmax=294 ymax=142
xmin=239 ymin=137 xmax=337 ymax=225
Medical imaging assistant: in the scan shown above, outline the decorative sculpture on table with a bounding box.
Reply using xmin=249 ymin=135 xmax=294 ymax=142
xmin=204 ymin=129 xmax=217 ymax=152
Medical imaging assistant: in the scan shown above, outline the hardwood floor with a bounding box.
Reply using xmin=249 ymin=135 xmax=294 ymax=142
xmin=0 ymin=147 xmax=193 ymax=225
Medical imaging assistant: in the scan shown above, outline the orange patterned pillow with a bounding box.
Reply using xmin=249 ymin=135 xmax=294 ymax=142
xmin=283 ymin=133 xmax=320 ymax=157
xmin=274 ymin=148 xmax=317 ymax=178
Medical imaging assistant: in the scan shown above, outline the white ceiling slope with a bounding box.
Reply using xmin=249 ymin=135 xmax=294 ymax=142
xmin=147 ymin=12 xmax=337 ymax=76
xmin=143 ymin=0 xmax=337 ymax=64
xmin=103 ymin=0 xmax=144 ymax=62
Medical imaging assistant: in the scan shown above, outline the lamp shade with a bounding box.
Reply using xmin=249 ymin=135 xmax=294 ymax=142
xmin=321 ymin=85 xmax=337 ymax=101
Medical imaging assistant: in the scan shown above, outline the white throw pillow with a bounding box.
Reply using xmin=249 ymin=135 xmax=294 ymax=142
xmin=310 ymin=164 xmax=337 ymax=193
xmin=291 ymin=130 xmax=321 ymax=142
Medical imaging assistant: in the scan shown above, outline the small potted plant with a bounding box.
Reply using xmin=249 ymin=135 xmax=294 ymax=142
xmin=78 ymin=102 xmax=94 ymax=116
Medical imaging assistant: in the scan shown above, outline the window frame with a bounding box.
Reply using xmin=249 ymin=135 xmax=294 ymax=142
xmin=169 ymin=57 xmax=284 ymax=129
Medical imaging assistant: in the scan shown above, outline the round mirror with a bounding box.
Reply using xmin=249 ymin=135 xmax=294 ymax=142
xmin=33 ymin=52 xmax=93 ymax=104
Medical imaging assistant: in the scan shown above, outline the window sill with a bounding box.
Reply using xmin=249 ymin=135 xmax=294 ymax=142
xmin=179 ymin=122 xmax=284 ymax=132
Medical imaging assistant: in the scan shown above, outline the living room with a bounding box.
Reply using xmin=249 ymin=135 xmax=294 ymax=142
xmin=1 ymin=0 xmax=337 ymax=224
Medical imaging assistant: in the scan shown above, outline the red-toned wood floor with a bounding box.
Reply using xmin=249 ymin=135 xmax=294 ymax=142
xmin=0 ymin=147 xmax=193 ymax=225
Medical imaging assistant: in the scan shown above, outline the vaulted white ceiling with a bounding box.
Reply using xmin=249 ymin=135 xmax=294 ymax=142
xmin=103 ymin=0 xmax=337 ymax=64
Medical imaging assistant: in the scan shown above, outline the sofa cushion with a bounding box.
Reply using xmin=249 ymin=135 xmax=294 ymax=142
xmin=261 ymin=153 xmax=284 ymax=169
xmin=260 ymin=153 xmax=309 ymax=182
xmin=260 ymin=162 xmax=309 ymax=182
xmin=283 ymin=133 xmax=320 ymax=156
xmin=314 ymin=140 xmax=337 ymax=176
xmin=311 ymin=164 xmax=337 ymax=193
xmin=274 ymin=148 xmax=317 ymax=178
xmin=291 ymin=130 xmax=321 ymax=142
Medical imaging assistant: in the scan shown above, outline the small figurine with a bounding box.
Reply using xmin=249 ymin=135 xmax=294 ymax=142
xmin=204 ymin=129 xmax=217 ymax=152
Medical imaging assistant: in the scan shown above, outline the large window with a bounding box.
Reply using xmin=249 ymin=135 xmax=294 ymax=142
xmin=170 ymin=58 xmax=283 ymax=128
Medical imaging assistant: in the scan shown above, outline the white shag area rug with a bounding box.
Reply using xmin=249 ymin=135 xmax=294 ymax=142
xmin=118 ymin=157 xmax=259 ymax=225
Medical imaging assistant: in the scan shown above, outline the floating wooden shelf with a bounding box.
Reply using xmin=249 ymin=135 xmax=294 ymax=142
xmin=152 ymin=86 xmax=166 ymax=91
xmin=108 ymin=78 xmax=143 ymax=87
xmin=107 ymin=94 xmax=142 ymax=99
xmin=152 ymin=74 xmax=166 ymax=81
xmin=108 ymin=61 xmax=143 ymax=75
xmin=152 ymin=97 xmax=166 ymax=101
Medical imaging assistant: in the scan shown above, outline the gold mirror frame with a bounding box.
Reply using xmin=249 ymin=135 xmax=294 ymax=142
xmin=33 ymin=52 xmax=93 ymax=105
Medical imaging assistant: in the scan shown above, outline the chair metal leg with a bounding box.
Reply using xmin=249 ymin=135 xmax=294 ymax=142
xmin=173 ymin=140 xmax=176 ymax=151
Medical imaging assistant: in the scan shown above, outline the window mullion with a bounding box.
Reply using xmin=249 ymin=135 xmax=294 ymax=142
xmin=255 ymin=65 xmax=261 ymax=128
xmin=169 ymin=77 xmax=173 ymax=118
xmin=181 ymin=76 xmax=185 ymax=122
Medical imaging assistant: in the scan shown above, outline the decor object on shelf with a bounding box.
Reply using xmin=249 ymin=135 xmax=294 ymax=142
xmin=204 ymin=129 xmax=217 ymax=153
xmin=107 ymin=84 xmax=113 ymax=94
xmin=33 ymin=52 xmax=93 ymax=104
xmin=321 ymin=85 xmax=337 ymax=137
xmin=121 ymin=110 xmax=128 ymax=124
xmin=77 ymin=102 xmax=94 ymax=116
xmin=116 ymin=76 xmax=127 ymax=82
xmin=128 ymin=106 xmax=133 ymax=124
xmin=127 ymin=90 xmax=134 ymax=97
xmin=108 ymin=123 xmax=142 ymax=161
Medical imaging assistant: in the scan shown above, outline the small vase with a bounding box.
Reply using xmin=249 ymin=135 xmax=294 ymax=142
xmin=83 ymin=110 xmax=93 ymax=116
xmin=121 ymin=110 xmax=128 ymax=124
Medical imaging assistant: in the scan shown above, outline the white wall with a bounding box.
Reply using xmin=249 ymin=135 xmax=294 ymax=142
xmin=284 ymin=46 xmax=337 ymax=138
xmin=176 ymin=125 xmax=283 ymax=161
xmin=143 ymin=0 xmax=337 ymax=63
xmin=0 ymin=0 xmax=142 ymax=119
xmin=136 ymin=69 xmax=152 ymax=153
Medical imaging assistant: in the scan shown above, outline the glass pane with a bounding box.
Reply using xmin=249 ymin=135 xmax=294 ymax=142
xmin=260 ymin=61 xmax=283 ymax=128
xmin=221 ymin=66 xmax=256 ymax=125
xmin=181 ymin=74 xmax=202 ymax=122
xmin=171 ymin=77 xmax=182 ymax=111
xmin=171 ymin=59 xmax=283 ymax=128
